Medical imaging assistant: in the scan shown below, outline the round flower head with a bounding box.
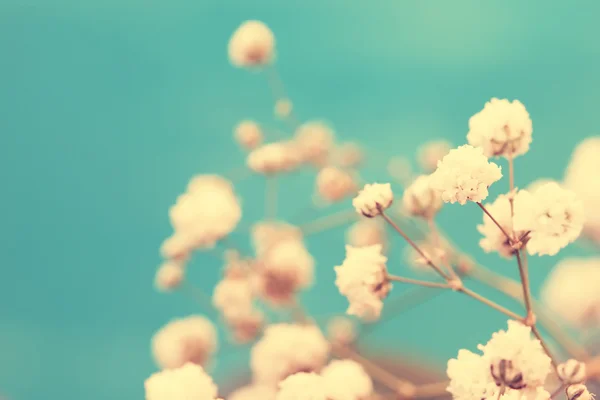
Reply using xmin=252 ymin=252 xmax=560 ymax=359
xmin=316 ymin=167 xmax=357 ymax=203
xmin=155 ymin=262 xmax=184 ymax=292
xmin=513 ymin=183 xmax=584 ymax=256
xmin=247 ymin=142 xmax=300 ymax=174
xmin=564 ymin=137 xmax=600 ymax=244
xmin=352 ymin=183 xmax=394 ymax=217
xmin=276 ymin=372 xmax=328 ymax=400
xmin=447 ymin=349 xmax=499 ymax=400
xmin=404 ymin=236 xmax=450 ymax=274
xmin=251 ymin=221 xmax=303 ymax=257
xmin=332 ymin=142 xmax=363 ymax=168
xmin=346 ymin=219 xmax=387 ymax=251
xmin=402 ymin=175 xmax=443 ymax=219
xmin=478 ymin=192 xmax=527 ymax=259
xmin=250 ymin=323 xmax=330 ymax=384
xmin=418 ymin=140 xmax=452 ymax=173
xmin=275 ymin=99 xmax=293 ymax=119
xmin=334 ymin=244 xmax=391 ymax=321
xmin=235 ymin=120 xmax=263 ymax=150
xmin=294 ymin=122 xmax=335 ymax=166
xmin=226 ymin=308 xmax=265 ymax=344
xmin=326 ymin=317 xmax=357 ymax=347
xmin=228 ymin=20 xmax=275 ymax=68
xmin=144 ymin=363 xmax=218 ymax=400
xmin=429 ymin=144 xmax=502 ymax=205
xmin=160 ymin=232 xmax=195 ymax=262
xmin=557 ymin=359 xmax=586 ymax=384
xmin=212 ymin=275 xmax=254 ymax=320
xmin=151 ymin=315 xmax=218 ymax=369
xmin=567 ymin=384 xmax=595 ymax=400
xmin=230 ymin=384 xmax=277 ymax=400
xmin=540 ymin=258 xmax=600 ymax=328
xmin=467 ymin=98 xmax=533 ymax=159
xmin=321 ymin=359 xmax=373 ymax=400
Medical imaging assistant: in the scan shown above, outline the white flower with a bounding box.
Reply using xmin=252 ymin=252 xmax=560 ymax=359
xmin=418 ymin=140 xmax=452 ymax=173
xmin=467 ymin=98 xmax=533 ymax=158
xmin=352 ymin=183 xmax=394 ymax=217
xmin=151 ymin=316 xmax=218 ymax=369
xmin=332 ymin=142 xmax=363 ymax=168
xmin=346 ymin=219 xmax=387 ymax=251
xmin=478 ymin=192 xmax=527 ymax=258
xmin=479 ymin=321 xmax=552 ymax=389
xmin=160 ymin=232 xmax=195 ymax=262
xmin=230 ymin=384 xmax=277 ymax=400
xmin=251 ymin=323 xmax=330 ymax=384
xmin=228 ymin=21 xmax=275 ymax=68
xmin=557 ymin=359 xmax=586 ymax=384
xmin=567 ymin=384 xmax=595 ymax=400
xmin=276 ymin=372 xmax=328 ymax=400
xmin=513 ymin=183 xmax=584 ymax=256
xmin=212 ymin=276 xmax=254 ymax=319
xmin=447 ymin=349 xmax=499 ymax=400
xmin=251 ymin=221 xmax=303 ymax=257
xmin=321 ymin=359 xmax=373 ymax=400
xmin=155 ymin=262 xmax=184 ymax=292
xmin=326 ymin=317 xmax=357 ymax=346
xmin=564 ymin=137 xmax=600 ymax=244
xmin=334 ymin=245 xmax=391 ymax=321
xmin=235 ymin=120 xmax=263 ymax=150
xmin=247 ymin=142 xmax=300 ymax=174
xmin=429 ymin=144 xmax=502 ymax=205
xmin=294 ymin=122 xmax=335 ymax=166
xmin=402 ymin=175 xmax=443 ymax=218
xmin=226 ymin=308 xmax=264 ymax=344
xmin=540 ymin=258 xmax=600 ymax=328
xmin=316 ymin=167 xmax=357 ymax=202
xmin=501 ymin=387 xmax=551 ymax=400
xmin=144 ymin=363 xmax=218 ymax=400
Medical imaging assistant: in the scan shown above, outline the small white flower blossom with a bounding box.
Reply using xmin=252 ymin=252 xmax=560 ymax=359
xmin=247 ymin=142 xmax=301 ymax=174
xmin=567 ymin=384 xmax=595 ymax=400
xmin=155 ymin=262 xmax=184 ymax=292
xmin=294 ymin=122 xmax=335 ymax=166
xmin=418 ymin=140 xmax=452 ymax=173
xmin=251 ymin=323 xmax=330 ymax=384
xmin=352 ymin=183 xmax=394 ymax=217
xmin=326 ymin=317 xmax=357 ymax=347
xmin=160 ymin=232 xmax=195 ymax=262
xmin=334 ymin=245 xmax=391 ymax=321
xmin=229 ymin=20 xmax=275 ymax=68
xmin=513 ymin=183 xmax=584 ymax=256
xmin=477 ymin=192 xmax=527 ymax=258
xmin=447 ymin=349 xmax=499 ymax=400
xmin=557 ymin=359 xmax=587 ymax=384
xmin=402 ymin=175 xmax=443 ymax=218
xmin=321 ymin=359 xmax=373 ymax=400
xmin=251 ymin=221 xmax=303 ymax=257
xmin=276 ymin=372 xmax=328 ymax=400
xmin=540 ymin=258 xmax=600 ymax=328
xmin=467 ymin=98 xmax=533 ymax=158
xmin=316 ymin=167 xmax=357 ymax=203
xmin=346 ymin=219 xmax=387 ymax=251
xmin=144 ymin=363 xmax=218 ymax=400
xmin=212 ymin=276 xmax=254 ymax=320
xmin=429 ymin=145 xmax=502 ymax=205
xmin=235 ymin=120 xmax=263 ymax=150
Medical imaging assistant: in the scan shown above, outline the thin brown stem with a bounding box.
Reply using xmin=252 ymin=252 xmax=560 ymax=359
xmin=299 ymin=209 xmax=358 ymax=236
xmin=508 ymin=155 xmax=515 ymax=192
xmin=477 ymin=202 xmax=514 ymax=244
xmin=380 ymin=211 xmax=450 ymax=281
xmin=458 ymin=287 xmax=524 ymax=321
xmin=387 ymin=274 xmax=450 ymax=289
xmin=428 ymin=218 xmax=458 ymax=279
xmin=531 ymin=325 xmax=559 ymax=370
xmin=550 ymin=384 xmax=566 ymax=399
xmin=515 ymin=249 xmax=534 ymax=320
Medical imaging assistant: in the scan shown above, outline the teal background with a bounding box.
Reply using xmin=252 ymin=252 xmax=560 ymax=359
xmin=1 ymin=1 xmax=599 ymax=399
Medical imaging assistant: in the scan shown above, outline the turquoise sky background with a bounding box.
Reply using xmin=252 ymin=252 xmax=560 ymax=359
xmin=1 ymin=1 xmax=599 ymax=399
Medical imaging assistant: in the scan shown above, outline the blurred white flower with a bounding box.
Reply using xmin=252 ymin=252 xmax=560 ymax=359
xmin=478 ymin=192 xmax=527 ymax=258
xmin=566 ymin=384 xmax=595 ymax=400
xmin=430 ymin=144 xmax=502 ymax=205
xmin=467 ymin=98 xmax=533 ymax=159
xmin=332 ymin=142 xmax=363 ymax=168
xmin=404 ymin=236 xmax=450 ymax=274
xmin=540 ymin=257 xmax=600 ymax=328
xmin=418 ymin=140 xmax=452 ymax=173
xmin=247 ymin=142 xmax=300 ymax=174
xmin=316 ymin=166 xmax=357 ymax=202
xmin=326 ymin=317 xmax=357 ymax=347
xmin=226 ymin=308 xmax=265 ymax=344
xmin=154 ymin=262 xmax=184 ymax=292
xmin=144 ymin=363 xmax=218 ymax=400
xmin=334 ymin=244 xmax=390 ymax=321
xmin=557 ymin=359 xmax=586 ymax=384
xmin=229 ymin=20 xmax=275 ymax=68
xmin=152 ymin=316 xmax=218 ymax=369
xmin=276 ymin=372 xmax=328 ymax=400
xmin=352 ymin=183 xmax=394 ymax=217
xmin=447 ymin=349 xmax=499 ymax=400
xmin=251 ymin=323 xmax=330 ymax=384
xmin=402 ymin=174 xmax=443 ymax=218
xmin=160 ymin=232 xmax=195 ymax=262
xmin=321 ymin=359 xmax=373 ymax=400
xmin=230 ymin=384 xmax=276 ymax=400
xmin=346 ymin=219 xmax=387 ymax=251
xmin=235 ymin=120 xmax=263 ymax=150
xmin=294 ymin=122 xmax=335 ymax=166
xmin=251 ymin=221 xmax=303 ymax=257
xmin=513 ymin=183 xmax=584 ymax=256
xmin=212 ymin=276 xmax=254 ymax=320
xmin=526 ymin=178 xmax=559 ymax=194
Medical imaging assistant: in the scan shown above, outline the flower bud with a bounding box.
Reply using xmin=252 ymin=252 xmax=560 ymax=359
xmin=558 ymin=359 xmax=587 ymax=384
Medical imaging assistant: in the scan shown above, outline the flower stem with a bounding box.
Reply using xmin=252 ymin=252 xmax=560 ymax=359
xmin=477 ymin=202 xmax=514 ymax=244
xmin=515 ymin=249 xmax=534 ymax=319
xmin=387 ymin=274 xmax=450 ymax=289
xmin=298 ymin=209 xmax=357 ymax=236
xmin=458 ymin=286 xmax=524 ymax=321
xmin=532 ymin=325 xmax=559 ymax=370
xmin=508 ymin=154 xmax=515 ymax=192
xmin=428 ymin=218 xmax=459 ymax=279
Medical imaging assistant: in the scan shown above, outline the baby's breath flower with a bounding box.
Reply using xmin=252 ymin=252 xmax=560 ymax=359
xmin=558 ymin=359 xmax=587 ymax=384
xmin=321 ymin=359 xmax=373 ymax=400
xmin=567 ymin=384 xmax=595 ymax=400
xmin=235 ymin=120 xmax=263 ymax=150
xmin=352 ymin=183 xmax=394 ymax=217
xmin=154 ymin=262 xmax=184 ymax=292
xmin=294 ymin=122 xmax=335 ymax=166
xmin=144 ymin=363 xmax=218 ymax=400
xmin=418 ymin=140 xmax=452 ymax=173
xmin=326 ymin=317 xmax=357 ymax=347
xmin=316 ymin=166 xmax=357 ymax=203
xmin=229 ymin=21 xmax=275 ymax=68
xmin=402 ymin=174 xmax=443 ymax=218
xmin=276 ymin=372 xmax=328 ymax=400
xmin=247 ymin=142 xmax=301 ymax=174
xmin=346 ymin=219 xmax=387 ymax=251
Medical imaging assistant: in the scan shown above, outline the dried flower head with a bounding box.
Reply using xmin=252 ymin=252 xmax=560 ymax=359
xmin=467 ymin=98 xmax=533 ymax=159
xmin=144 ymin=363 xmax=218 ymax=400
xmin=235 ymin=120 xmax=263 ymax=150
xmin=418 ymin=140 xmax=452 ymax=173
xmin=316 ymin=166 xmax=357 ymax=203
xmin=229 ymin=20 xmax=275 ymax=68
xmin=321 ymin=359 xmax=373 ymax=400
xmin=429 ymin=144 xmax=502 ymax=205
xmin=154 ymin=261 xmax=184 ymax=292
xmin=151 ymin=316 xmax=218 ymax=369
xmin=352 ymin=183 xmax=394 ymax=217
xmin=334 ymin=244 xmax=391 ymax=321
xmin=402 ymin=174 xmax=443 ymax=219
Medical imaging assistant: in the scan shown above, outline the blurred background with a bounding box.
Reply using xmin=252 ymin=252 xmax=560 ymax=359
xmin=1 ymin=1 xmax=599 ymax=399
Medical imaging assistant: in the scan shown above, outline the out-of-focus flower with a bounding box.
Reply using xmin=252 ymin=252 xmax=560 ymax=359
xmin=430 ymin=145 xmax=502 ymax=205
xmin=251 ymin=323 xmax=330 ymax=384
xmin=230 ymin=384 xmax=277 ymax=400
xmin=294 ymin=122 xmax=335 ymax=166
xmin=564 ymin=137 xmax=600 ymax=244
xmin=404 ymin=236 xmax=450 ymax=274
xmin=387 ymin=156 xmax=413 ymax=184
xmin=418 ymin=140 xmax=452 ymax=173
xmin=467 ymin=98 xmax=533 ymax=159
xmin=402 ymin=175 xmax=443 ymax=219
xmin=155 ymin=262 xmax=184 ymax=292
xmin=332 ymin=142 xmax=363 ymax=168
xmin=566 ymin=384 xmax=595 ymax=400
xmin=321 ymin=359 xmax=373 ymax=400
xmin=229 ymin=21 xmax=275 ymax=68
xmin=513 ymin=183 xmax=584 ymax=256
xmin=276 ymin=372 xmax=328 ymax=400
xmin=478 ymin=192 xmax=527 ymax=258
xmin=353 ymin=183 xmax=394 ymax=217
xmin=334 ymin=244 xmax=391 ymax=321
xmin=212 ymin=276 xmax=254 ymax=319
xmin=557 ymin=359 xmax=586 ymax=384
xmin=316 ymin=167 xmax=357 ymax=202
xmin=447 ymin=349 xmax=499 ymax=400
xmin=326 ymin=317 xmax=357 ymax=347
xmin=540 ymin=258 xmax=600 ymax=328
xmin=226 ymin=308 xmax=265 ymax=344
xmin=275 ymin=99 xmax=293 ymax=119
xmin=526 ymin=179 xmax=559 ymax=194
xmin=346 ymin=219 xmax=387 ymax=251
xmin=247 ymin=142 xmax=300 ymax=174
xmin=160 ymin=232 xmax=195 ymax=262
xmin=144 ymin=363 xmax=218 ymax=400
xmin=251 ymin=221 xmax=303 ymax=257
xmin=151 ymin=316 xmax=218 ymax=369
xmin=235 ymin=120 xmax=263 ymax=150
